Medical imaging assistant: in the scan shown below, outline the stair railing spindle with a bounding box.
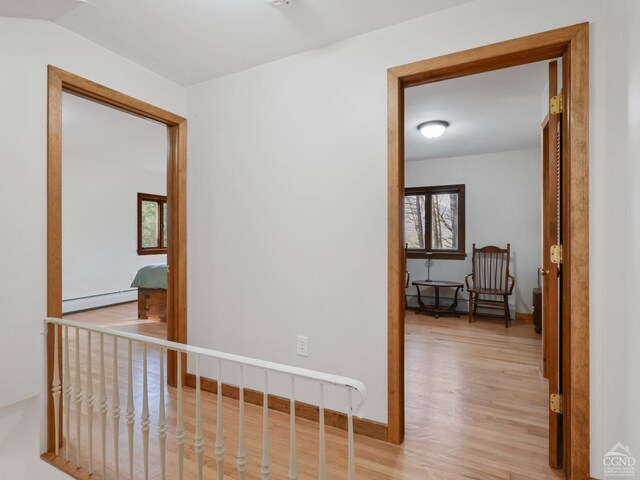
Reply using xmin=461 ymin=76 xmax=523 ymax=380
xmin=194 ymin=356 xmax=204 ymax=480
xmin=74 ymin=327 xmax=83 ymax=468
xmin=261 ymin=371 xmax=271 ymax=480
xmin=176 ymin=352 xmax=185 ymax=480
xmin=318 ymin=383 xmax=326 ymax=480
xmin=126 ymin=340 xmax=135 ymax=480
xmin=63 ymin=325 xmax=71 ymax=462
xmin=215 ymin=360 xmax=225 ymax=480
xmin=85 ymin=331 xmax=94 ymax=474
xmin=51 ymin=324 xmax=61 ymax=457
xmin=348 ymin=388 xmax=356 ymax=480
xmin=98 ymin=333 xmax=108 ymax=479
xmin=158 ymin=347 xmax=168 ymax=480
xmin=141 ymin=344 xmax=150 ymax=480
xmin=112 ymin=337 xmax=121 ymax=480
xmin=288 ymin=377 xmax=298 ymax=480
xmin=237 ymin=365 xmax=248 ymax=479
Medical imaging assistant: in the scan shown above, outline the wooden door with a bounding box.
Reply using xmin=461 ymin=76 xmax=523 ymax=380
xmin=542 ymin=60 xmax=563 ymax=469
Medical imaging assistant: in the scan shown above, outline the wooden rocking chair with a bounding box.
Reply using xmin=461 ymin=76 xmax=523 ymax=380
xmin=465 ymin=244 xmax=515 ymax=327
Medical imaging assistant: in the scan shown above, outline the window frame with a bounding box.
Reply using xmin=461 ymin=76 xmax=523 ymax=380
xmin=404 ymin=184 xmax=466 ymax=260
xmin=137 ymin=192 xmax=168 ymax=255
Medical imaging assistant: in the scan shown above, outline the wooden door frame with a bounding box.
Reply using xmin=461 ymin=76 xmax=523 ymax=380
xmin=387 ymin=23 xmax=589 ymax=478
xmin=46 ymin=66 xmax=188 ymax=451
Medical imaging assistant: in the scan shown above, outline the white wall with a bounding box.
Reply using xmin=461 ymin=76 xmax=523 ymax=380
xmin=187 ymin=0 xmax=604 ymax=423
xmin=405 ymin=149 xmax=542 ymax=315
xmin=186 ymin=0 xmax=640 ymax=475
xmin=1 ymin=0 xmax=639 ymax=476
xmin=62 ymin=154 xmax=166 ymax=310
xmin=599 ymin=0 xmax=640 ymax=470
xmin=0 ymin=17 xmax=186 ymax=472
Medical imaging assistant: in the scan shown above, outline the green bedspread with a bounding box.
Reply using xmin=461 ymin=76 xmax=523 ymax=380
xmin=130 ymin=263 xmax=167 ymax=289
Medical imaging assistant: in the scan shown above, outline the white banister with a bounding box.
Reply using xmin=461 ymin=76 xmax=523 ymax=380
xmin=261 ymin=371 xmax=271 ymax=480
xmin=237 ymin=365 xmax=248 ymax=479
xmin=126 ymin=340 xmax=135 ymax=480
xmin=141 ymin=344 xmax=151 ymax=480
xmin=318 ymin=383 xmax=326 ymax=480
xmin=194 ymin=356 xmax=204 ymax=480
xmin=176 ymin=352 xmax=185 ymax=480
xmin=158 ymin=347 xmax=168 ymax=480
xmin=51 ymin=324 xmax=61 ymax=457
xmin=63 ymin=325 xmax=71 ymax=463
xmin=46 ymin=317 xmax=366 ymax=403
xmin=74 ymin=327 xmax=82 ymax=469
xmin=288 ymin=377 xmax=298 ymax=480
xmin=215 ymin=360 xmax=225 ymax=480
xmin=85 ymin=331 xmax=94 ymax=474
xmin=46 ymin=316 xmax=367 ymax=480
xmin=98 ymin=333 xmax=108 ymax=480
xmin=112 ymin=337 xmax=121 ymax=480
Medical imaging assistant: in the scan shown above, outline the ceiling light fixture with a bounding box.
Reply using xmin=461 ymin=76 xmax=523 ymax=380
xmin=269 ymin=0 xmax=294 ymax=6
xmin=417 ymin=120 xmax=449 ymax=139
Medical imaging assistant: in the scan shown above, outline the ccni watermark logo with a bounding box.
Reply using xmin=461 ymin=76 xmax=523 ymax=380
xmin=604 ymin=442 xmax=636 ymax=478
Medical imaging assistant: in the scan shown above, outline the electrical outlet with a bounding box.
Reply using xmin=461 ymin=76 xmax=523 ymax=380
xmin=297 ymin=335 xmax=308 ymax=357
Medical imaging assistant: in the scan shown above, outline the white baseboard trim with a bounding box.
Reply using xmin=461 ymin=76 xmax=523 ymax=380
xmin=62 ymin=289 xmax=137 ymax=314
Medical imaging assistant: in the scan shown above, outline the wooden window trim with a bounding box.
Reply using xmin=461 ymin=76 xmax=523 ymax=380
xmin=137 ymin=192 xmax=167 ymax=255
xmin=404 ymin=184 xmax=466 ymax=260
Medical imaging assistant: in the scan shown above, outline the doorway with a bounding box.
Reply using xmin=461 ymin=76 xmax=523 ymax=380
xmin=387 ymin=24 xmax=589 ymax=478
xmin=46 ymin=66 xmax=187 ymax=451
xmin=60 ymin=92 xmax=169 ymax=341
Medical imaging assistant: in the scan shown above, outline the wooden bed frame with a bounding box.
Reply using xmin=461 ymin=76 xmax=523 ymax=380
xmin=137 ymin=288 xmax=167 ymax=322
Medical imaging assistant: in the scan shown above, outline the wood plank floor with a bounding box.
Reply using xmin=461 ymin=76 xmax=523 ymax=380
xmin=45 ymin=305 xmax=563 ymax=479
xmin=401 ymin=311 xmax=562 ymax=480
xmin=64 ymin=302 xmax=167 ymax=339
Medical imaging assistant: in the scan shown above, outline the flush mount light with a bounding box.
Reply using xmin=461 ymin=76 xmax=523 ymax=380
xmin=418 ymin=120 xmax=449 ymax=139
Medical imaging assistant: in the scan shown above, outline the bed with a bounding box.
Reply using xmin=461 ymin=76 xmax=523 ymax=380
xmin=131 ymin=263 xmax=167 ymax=322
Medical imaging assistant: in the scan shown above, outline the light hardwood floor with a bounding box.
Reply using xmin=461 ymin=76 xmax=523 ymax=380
xmin=64 ymin=302 xmax=167 ymax=339
xmin=401 ymin=311 xmax=562 ymax=480
xmin=45 ymin=305 xmax=562 ymax=479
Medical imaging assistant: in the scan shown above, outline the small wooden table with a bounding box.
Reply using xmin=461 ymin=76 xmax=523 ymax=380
xmin=412 ymin=280 xmax=464 ymax=318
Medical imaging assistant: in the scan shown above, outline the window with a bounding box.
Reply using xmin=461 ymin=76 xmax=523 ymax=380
xmin=404 ymin=184 xmax=465 ymax=259
xmin=137 ymin=193 xmax=168 ymax=255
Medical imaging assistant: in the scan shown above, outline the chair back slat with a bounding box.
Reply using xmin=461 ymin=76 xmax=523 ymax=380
xmin=471 ymin=244 xmax=510 ymax=293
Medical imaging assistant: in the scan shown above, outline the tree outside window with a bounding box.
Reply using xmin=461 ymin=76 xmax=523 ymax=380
xmin=404 ymin=184 xmax=465 ymax=259
xmin=137 ymin=193 xmax=167 ymax=255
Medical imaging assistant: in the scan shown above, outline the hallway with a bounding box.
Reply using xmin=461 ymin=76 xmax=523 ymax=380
xmin=45 ymin=305 xmax=562 ymax=479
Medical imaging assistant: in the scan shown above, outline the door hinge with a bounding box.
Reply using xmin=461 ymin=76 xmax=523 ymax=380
xmin=550 ymin=95 xmax=563 ymax=114
xmin=550 ymin=393 xmax=563 ymax=414
xmin=550 ymin=244 xmax=563 ymax=264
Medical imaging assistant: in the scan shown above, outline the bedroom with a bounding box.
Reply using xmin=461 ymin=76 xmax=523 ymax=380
xmin=401 ymin=59 xmax=560 ymax=473
xmin=61 ymin=92 xmax=169 ymax=339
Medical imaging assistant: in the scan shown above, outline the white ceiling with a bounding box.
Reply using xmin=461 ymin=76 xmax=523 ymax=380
xmin=0 ymin=0 xmax=80 ymax=21
xmin=0 ymin=0 xmax=475 ymax=86
xmin=404 ymin=61 xmax=550 ymax=161
xmin=62 ymin=92 xmax=167 ymax=173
